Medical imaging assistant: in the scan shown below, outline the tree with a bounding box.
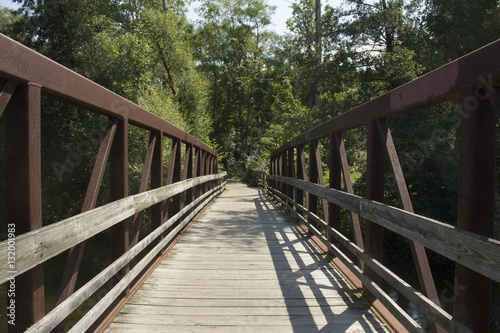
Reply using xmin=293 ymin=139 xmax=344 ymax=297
xmin=0 ymin=6 xmax=20 ymax=35
xmin=194 ymin=0 xmax=278 ymax=175
xmin=424 ymin=0 xmax=500 ymax=63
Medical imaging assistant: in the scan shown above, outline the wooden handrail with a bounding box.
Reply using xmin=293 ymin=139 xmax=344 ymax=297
xmin=268 ymin=175 xmax=500 ymax=282
xmin=23 ymin=178 xmax=226 ymax=333
xmin=0 ymin=173 xmax=226 ymax=284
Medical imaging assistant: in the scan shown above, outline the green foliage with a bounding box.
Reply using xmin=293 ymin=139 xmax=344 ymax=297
xmin=2 ymin=0 xmax=500 ymax=273
xmin=194 ymin=0 xmax=278 ymax=175
xmin=0 ymin=6 xmax=20 ymax=34
xmin=424 ymin=0 xmax=500 ymax=62
xmin=2 ymin=0 xmax=215 ymax=227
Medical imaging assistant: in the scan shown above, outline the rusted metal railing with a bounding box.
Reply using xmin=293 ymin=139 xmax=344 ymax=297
xmin=268 ymin=40 xmax=500 ymax=332
xmin=0 ymin=33 xmax=225 ymax=332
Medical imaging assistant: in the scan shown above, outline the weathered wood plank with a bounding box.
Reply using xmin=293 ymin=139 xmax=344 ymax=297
xmin=0 ymin=174 xmax=225 ymax=284
xmin=105 ymin=182 xmax=389 ymax=333
xmin=109 ymin=313 xmax=383 ymax=327
xmin=66 ymin=187 xmax=223 ymax=333
xmin=139 ymin=279 xmax=347 ymax=289
xmin=118 ymin=304 xmax=369 ymax=316
xmin=123 ymin=296 xmax=354 ymax=308
xmin=134 ymin=287 xmax=353 ymax=299
xmin=269 ymin=175 xmax=500 ymax=283
xmin=104 ymin=323 xmax=385 ymax=333
xmin=0 ymin=198 xmax=135 ymax=284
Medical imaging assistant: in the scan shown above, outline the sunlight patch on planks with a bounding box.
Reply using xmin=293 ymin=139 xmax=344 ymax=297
xmin=103 ymin=182 xmax=390 ymax=333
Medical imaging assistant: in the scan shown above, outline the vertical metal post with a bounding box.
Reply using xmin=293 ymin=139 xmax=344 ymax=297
xmin=170 ymin=139 xmax=182 ymax=214
xmin=5 ymin=83 xmax=44 ymax=332
xmin=205 ymin=152 xmax=212 ymax=176
xmin=213 ymin=152 xmax=218 ymax=174
xmin=276 ymin=155 xmax=280 ymax=190
xmin=364 ymin=121 xmax=385 ymax=294
xmin=194 ymin=147 xmax=201 ymax=198
xmin=287 ymin=149 xmax=295 ymax=201
xmin=271 ymin=156 xmax=277 ymax=190
xmin=281 ymin=151 xmax=288 ymax=197
xmin=207 ymin=154 xmax=214 ymax=189
xmin=308 ymin=141 xmax=319 ymax=233
xmin=328 ymin=133 xmax=341 ymax=238
xmin=296 ymin=145 xmax=307 ymax=208
xmin=184 ymin=144 xmax=194 ymax=207
xmin=454 ymin=87 xmax=496 ymax=332
xmin=151 ymin=132 xmax=163 ymax=231
xmin=276 ymin=153 xmax=282 ymax=194
xmin=268 ymin=156 xmax=273 ymax=190
xmin=199 ymin=150 xmax=206 ymax=194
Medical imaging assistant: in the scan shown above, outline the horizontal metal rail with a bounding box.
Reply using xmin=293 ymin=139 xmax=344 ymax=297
xmin=271 ymin=39 xmax=500 ymax=156
xmin=0 ymin=34 xmax=213 ymax=152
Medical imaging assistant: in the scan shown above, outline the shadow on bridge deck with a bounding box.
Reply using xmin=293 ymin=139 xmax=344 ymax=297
xmin=103 ymin=181 xmax=390 ymax=332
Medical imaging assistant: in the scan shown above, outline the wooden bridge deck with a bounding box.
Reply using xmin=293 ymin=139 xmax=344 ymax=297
xmin=104 ymin=181 xmax=390 ymax=332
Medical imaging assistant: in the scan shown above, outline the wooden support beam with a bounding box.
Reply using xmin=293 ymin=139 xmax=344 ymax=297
xmin=5 ymin=82 xmax=44 ymax=333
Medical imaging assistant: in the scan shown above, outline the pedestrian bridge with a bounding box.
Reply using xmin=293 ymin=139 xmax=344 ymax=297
xmin=1 ymin=33 xmax=500 ymax=333
xmin=105 ymin=181 xmax=389 ymax=333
